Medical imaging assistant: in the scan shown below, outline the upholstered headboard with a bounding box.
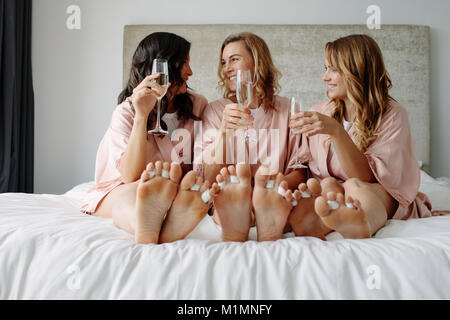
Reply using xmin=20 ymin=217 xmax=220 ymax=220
xmin=123 ymin=24 xmax=430 ymax=171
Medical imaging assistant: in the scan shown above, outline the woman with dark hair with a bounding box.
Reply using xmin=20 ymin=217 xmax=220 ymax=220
xmin=286 ymin=34 xmax=445 ymax=239
xmin=80 ymin=32 xmax=219 ymax=244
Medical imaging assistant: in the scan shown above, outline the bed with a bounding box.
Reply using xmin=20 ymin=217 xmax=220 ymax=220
xmin=1 ymin=24 xmax=449 ymax=300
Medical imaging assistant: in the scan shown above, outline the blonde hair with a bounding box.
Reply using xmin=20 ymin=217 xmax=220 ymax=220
xmin=324 ymin=34 xmax=393 ymax=151
xmin=218 ymin=32 xmax=281 ymax=111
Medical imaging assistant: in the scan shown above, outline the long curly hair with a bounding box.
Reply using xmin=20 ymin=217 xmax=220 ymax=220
xmin=118 ymin=32 xmax=200 ymax=131
xmin=324 ymin=34 xmax=394 ymax=151
xmin=217 ymin=32 xmax=282 ymax=112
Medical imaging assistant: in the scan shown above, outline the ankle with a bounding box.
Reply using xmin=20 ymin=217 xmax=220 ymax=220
xmin=257 ymin=231 xmax=283 ymax=242
xmin=222 ymin=230 xmax=249 ymax=242
xmin=135 ymin=231 xmax=159 ymax=244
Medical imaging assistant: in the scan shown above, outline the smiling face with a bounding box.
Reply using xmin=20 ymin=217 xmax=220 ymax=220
xmin=322 ymin=60 xmax=347 ymax=101
xmin=221 ymin=40 xmax=255 ymax=92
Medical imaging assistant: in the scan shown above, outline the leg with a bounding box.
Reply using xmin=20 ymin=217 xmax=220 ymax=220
xmin=286 ymin=178 xmax=329 ymax=239
xmin=252 ymin=166 xmax=299 ymax=241
xmin=94 ymin=181 xmax=139 ymax=235
xmin=95 ymin=161 xmax=182 ymax=244
xmin=287 ymin=176 xmax=342 ymax=239
xmin=315 ymin=178 xmax=398 ymax=238
xmin=212 ymin=163 xmax=253 ymax=242
xmin=159 ymin=172 xmax=219 ymax=243
xmin=134 ymin=161 xmax=182 ymax=243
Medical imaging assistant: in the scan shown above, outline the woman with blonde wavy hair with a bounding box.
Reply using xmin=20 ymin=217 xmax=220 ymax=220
xmin=194 ymin=32 xmax=298 ymax=242
xmin=286 ymin=34 xmax=439 ymax=239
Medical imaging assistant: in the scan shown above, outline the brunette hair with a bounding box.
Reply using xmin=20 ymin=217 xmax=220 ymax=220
xmin=118 ymin=32 xmax=200 ymax=131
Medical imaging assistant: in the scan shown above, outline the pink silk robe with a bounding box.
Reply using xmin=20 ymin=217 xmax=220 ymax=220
xmin=80 ymin=91 xmax=208 ymax=214
xmin=193 ymin=96 xmax=292 ymax=178
xmin=286 ymin=99 xmax=438 ymax=220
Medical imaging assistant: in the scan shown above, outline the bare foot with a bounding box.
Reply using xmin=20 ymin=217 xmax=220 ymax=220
xmin=253 ymin=167 xmax=299 ymax=241
xmin=213 ymin=163 xmax=253 ymax=242
xmin=134 ymin=161 xmax=182 ymax=244
xmin=314 ymin=192 xmax=375 ymax=239
xmin=287 ymin=178 xmax=331 ymax=240
xmin=159 ymin=172 xmax=220 ymax=243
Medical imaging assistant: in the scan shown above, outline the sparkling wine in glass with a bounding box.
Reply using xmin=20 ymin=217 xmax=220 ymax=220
xmin=289 ymin=97 xmax=308 ymax=169
xmin=148 ymin=58 xmax=169 ymax=136
xmin=236 ymin=69 xmax=254 ymax=142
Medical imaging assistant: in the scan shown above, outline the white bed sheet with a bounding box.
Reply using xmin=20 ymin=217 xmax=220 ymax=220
xmin=0 ymin=170 xmax=449 ymax=300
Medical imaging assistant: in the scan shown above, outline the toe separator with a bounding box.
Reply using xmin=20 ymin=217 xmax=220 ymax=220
xmin=190 ymin=184 xmax=201 ymax=192
xmin=327 ymin=200 xmax=339 ymax=210
xmin=230 ymin=175 xmax=240 ymax=184
xmin=218 ymin=181 xmax=226 ymax=190
xmin=162 ymin=170 xmax=170 ymax=179
xmin=201 ymin=190 xmax=211 ymax=203
xmin=277 ymin=186 xmax=286 ymax=197
xmin=301 ymin=191 xmax=312 ymax=198
xmin=265 ymin=180 xmax=275 ymax=189
xmin=345 ymin=202 xmax=355 ymax=209
xmin=291 ymin=200 xmax=298 ymax=206
xmin=149 ymin=170 xmax=156 ymax=178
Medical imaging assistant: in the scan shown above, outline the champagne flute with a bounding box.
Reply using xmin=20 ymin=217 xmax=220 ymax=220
xmin=236 ymin=69 xmax=255 ymax=142
xmin=148 ymin=58 xmax=169 ymax=136
xmin=289 ymin=97 xmax=308 ymax=169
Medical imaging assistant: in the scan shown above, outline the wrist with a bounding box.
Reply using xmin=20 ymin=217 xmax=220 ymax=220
xmin=134 ymin=114 xmax=148 ymax=123
xmin=330 ymin=124 xmax=345 ymax=140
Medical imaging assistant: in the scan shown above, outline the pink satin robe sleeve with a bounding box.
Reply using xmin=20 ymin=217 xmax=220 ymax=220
xmin=193 ymin=96 xmax=291 ymax=178
xmin=80 ymin=91 xmax=208 ymax=214
xmin=287 ymin=99 xmax=436 ymax=220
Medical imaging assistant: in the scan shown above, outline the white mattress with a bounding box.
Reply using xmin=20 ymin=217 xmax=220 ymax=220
xmin=0 ymin=170 xmax=449 ymax=299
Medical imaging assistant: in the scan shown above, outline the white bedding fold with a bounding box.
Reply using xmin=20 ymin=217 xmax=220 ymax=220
xmin=0 ymin=170 xmax=449 ymax=299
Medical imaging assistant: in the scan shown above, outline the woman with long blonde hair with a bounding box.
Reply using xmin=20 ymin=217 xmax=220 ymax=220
xmin=194 ymin=32 xmax=298 ymax=242
xmin=286 ymin=34 xmax=439 ymax=239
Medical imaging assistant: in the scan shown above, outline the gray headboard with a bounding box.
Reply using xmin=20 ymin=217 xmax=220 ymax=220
xmin=123 ymin=24 xmax=430 ymax=171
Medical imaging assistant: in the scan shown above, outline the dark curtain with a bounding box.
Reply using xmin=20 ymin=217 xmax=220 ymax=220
xmin=0 ymin=0 xmax=34 ymax=193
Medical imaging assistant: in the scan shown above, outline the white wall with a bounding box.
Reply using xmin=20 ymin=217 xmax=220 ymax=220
xmin=32 ymin=0 xmax=450 ymax=194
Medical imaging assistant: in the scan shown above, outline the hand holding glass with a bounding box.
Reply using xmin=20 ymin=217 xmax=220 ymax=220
xmin=148 ymin=58 xmax=169 ymax=136
xmin=236 ymin=70 xmax=254 ymax=142
xmin=289 ymin=97 xmax=308 ymax=169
